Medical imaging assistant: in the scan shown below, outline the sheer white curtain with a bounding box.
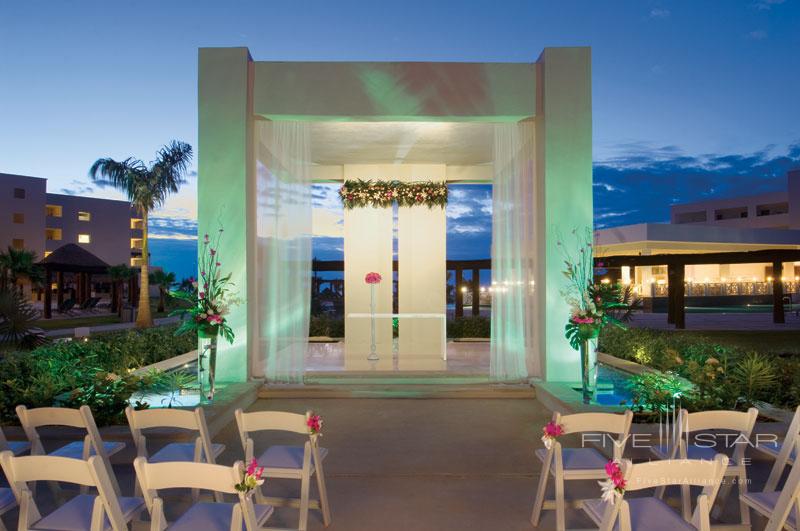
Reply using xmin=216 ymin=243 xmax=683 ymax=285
xmin=490 ymin=121 xmax=539 ymax=381
xmin=255 ymin=121 xmax=312 ymax=383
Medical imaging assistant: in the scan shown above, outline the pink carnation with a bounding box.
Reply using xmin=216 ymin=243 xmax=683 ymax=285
xmin=364 ymin=272 xmax=382 ymax=284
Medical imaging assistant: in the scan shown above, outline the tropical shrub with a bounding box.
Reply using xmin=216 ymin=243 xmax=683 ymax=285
xmin=447 ymin=316 xmax=491 ymax=338
xmin=309 ymin=316 xmax=344 ymax=338
xmin=0 ymin=325 xmax=196 ymax=425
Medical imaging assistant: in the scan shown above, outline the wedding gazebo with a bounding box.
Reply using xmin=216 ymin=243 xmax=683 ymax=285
xmin=196 ymin=47 xmax=593 ymax=385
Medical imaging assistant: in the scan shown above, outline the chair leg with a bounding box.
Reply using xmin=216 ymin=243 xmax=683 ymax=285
xmin=530 ymin=453 xmax=552 ymax=526
xmin=737 ymin=470 xmax=751 ymax=526
xmin=681 ymin=482 xmax=691 ymax=521
xmin=554 ymin=475 xmax=566 ymax=531
xmin=299 ymin=473 xmax=311 ymax=531
xmin=314 ymin=463 xmax=331 ymax=526
xmin=711 ymin=474 xmax=734 ymax=521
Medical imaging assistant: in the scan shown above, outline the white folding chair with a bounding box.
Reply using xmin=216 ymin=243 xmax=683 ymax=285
xmin=0 ymin=451 xmax=144 ymax=531
xmin=740 ymin=439 xmax=800 ymax=531
xmin=235 ymin=409 xmax=331 ymax=531
xmin=582 ymin=454 xmax=729 ymax=531
xmin=134 ymin=457 xmax=274 ymax=531
xmin=0 ymin=427 xmax=28 ymax=531
xmin=16 ymin=405 xmax=125 ymax=495
xmin=530 ymin=410 xmax=634 ymax=531
xmin=753 ymin=405 xmax=800 ymax=492
xmin=0 ymin=426 xmax=30 ymax=456
xmin=652 ymin=408 xmax=757 ymax=525
xmin=125 ymin=406 xmax=225 ymax=502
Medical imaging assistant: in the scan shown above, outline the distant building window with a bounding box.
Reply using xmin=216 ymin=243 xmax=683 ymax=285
xmin=13 ymin=188 xmax=25 ymax=199
xmin=45 ymin=205 xmax=63 ymax=217
xmin=12 ymin=213 xmax=24 ymax=224
xmin=11 ymin=239 xmax=24 ymax=249
xmin=78 ymin=211 xmax=91 ymax=222
xmin=78 ymin=233 xmax=91 ymax=244
xmin=130 ymin=257 xmax=143 ymax=267
xmin=44 ymin=251 xmax=52 ymax=258
xmin=45 ymin=228 xmax=62 ymax=241
xmin=130 ymin=218 xmax=144 ymax=230
xmin=714 ymin=206 xmax=748 ymax=221
xmin=675 ymin=210 xmax=707 ymax=224
xmin=757 ymin=202 xmax=789 ymax=217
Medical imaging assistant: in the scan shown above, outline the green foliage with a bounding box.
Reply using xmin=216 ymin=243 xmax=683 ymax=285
xmin=339 ymin=179 xmax=448 ymax=209
xmin=308 ymin=316 xmax=344 ymax=338
xmin=447 ymin=316 xmax=491 ymax=338
xmin=0 ymin=325 xmax=196 ymax=425
xmin=627 ymin=371 xmax=686 ymax=414
xmin=0 ymin=289 xmax=46 ymax=350
xmin=600 ymin=327 xmax=799 ymax=410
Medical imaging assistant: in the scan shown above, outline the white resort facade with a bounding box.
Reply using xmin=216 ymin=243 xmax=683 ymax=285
xmin=197 ymin=47 xmax=593 ymax=385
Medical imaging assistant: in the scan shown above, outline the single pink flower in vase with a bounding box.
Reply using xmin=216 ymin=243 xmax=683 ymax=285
xmin=365 ymin=272 xmax=382 ymax=360
xmin=541 ymin=420 xmax=565 ymax=450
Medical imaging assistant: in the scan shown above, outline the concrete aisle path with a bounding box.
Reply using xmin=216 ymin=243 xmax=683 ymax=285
xmin=213 ymin=398 xmax=552 ymax=531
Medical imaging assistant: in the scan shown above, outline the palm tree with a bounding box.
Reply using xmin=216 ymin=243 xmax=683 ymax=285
xmin=149 ymin=270 xmax=176 ymax=313
xmin=108 ymin=264 xmax=132 ymax=316
xmin=89 ymin=141 xmax=193 ymax=327
xmin=0 ymin=247 xmax=40 ymax=295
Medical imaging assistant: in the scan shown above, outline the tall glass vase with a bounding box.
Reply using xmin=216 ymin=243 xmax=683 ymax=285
xmin=579 ymin=339 xmax=597 ymax=404
xmin=198 ymin=328 xmax=219 ymax=401
xmin=368 ymin=284 xmax=378 ymax=360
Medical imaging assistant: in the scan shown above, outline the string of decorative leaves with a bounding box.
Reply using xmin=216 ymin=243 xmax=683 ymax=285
xmin=338 ymin=179 xmax=448 ymax=209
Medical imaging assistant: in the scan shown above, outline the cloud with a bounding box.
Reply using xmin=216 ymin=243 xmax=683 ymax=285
xmin=593 ymin=141 xmax=800 ymax=229
xmin=753 ymin=0 xmax=784 ymax=9
xmin=148 ymin=216 xmax=197 ymax=240
xmin=59 ymin=179 xmax=94 ymax=196
xmin=451 ymin=224 xmax=488 ymax=234
xmin=649 ymin=7 xmax=670 ymax=18
xmin=747 ymin=29 xmax=768 ymax=40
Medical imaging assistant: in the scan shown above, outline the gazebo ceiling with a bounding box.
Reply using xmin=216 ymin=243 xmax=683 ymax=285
xmin=39 ymin=243 xmax=110 ymax=273
xmin=308 ymin=122 xmax=494 ymax=165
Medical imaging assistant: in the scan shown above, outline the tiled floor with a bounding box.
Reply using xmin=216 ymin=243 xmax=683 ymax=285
xmin=306 ymin=340 xmax=490 ymax=373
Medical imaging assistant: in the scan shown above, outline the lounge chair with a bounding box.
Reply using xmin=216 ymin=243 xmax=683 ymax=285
xmin=56 ymin=298 xmax=76 ymax=315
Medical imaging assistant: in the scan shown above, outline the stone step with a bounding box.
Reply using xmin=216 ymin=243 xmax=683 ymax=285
xmin=259 ymin=383 xmax=536 ymax=399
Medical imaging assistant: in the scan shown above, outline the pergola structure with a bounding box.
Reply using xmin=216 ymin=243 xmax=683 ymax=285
xmin=40 ymin=244 xmax=110 ymax=319
xmin=597 ymin=249 xmax=800 ymax=328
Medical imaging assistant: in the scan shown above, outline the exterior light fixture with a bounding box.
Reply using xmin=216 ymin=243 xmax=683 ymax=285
xmin=767 ymin=276 xmax=773 ymax=282
xmin=460 ymin=286 xmax=467 ymax=293
xmin=601 ymin=278 xmax=610 ymax=284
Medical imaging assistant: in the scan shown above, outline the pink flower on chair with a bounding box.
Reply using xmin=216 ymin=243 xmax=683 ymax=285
xmin=307 ymin=413 xmax=323 ymax=436
xmin=599 ymin=460 xmax=626 ymax=503
xmin=364 ymin=272 xmax=382 ymax=284
xmin=541 ymin=421 xmax=564 ymax=450
xmin=235 ymin=458 xmax=265 ymax=493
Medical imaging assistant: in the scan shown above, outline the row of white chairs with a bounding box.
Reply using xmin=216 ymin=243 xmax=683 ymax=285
xmin=531 ymin=406 xmax=800 ymax=531
xmin=0 ymin=404 xmax=331 ymax=531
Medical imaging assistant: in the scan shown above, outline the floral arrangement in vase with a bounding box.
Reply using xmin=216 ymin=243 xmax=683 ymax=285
xmin=365 ymin=272 xmax=382 ymax=361
xmin=171 ymin=227 xmax=239 ymax=400
xmin=339 ymin=179 xmax=448 ymax=209
xmin=365 ymin=272 xmax=382 ymax=284
xmin=559 ymin=228 xmax=630 ymax=404
xmin=235 ymin=458 xmax=265 ymax=494
xmin=541 ymin=420 xmax=565 ymax=450
xmin=599 ymin=460 xmax=626 ymax=503
xmin=307 ymin=412 xmax=323 ymax=436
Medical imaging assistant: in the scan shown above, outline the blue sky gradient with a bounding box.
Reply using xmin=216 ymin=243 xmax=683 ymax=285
xmin=1 ymin=1 xmax=798 ymax=278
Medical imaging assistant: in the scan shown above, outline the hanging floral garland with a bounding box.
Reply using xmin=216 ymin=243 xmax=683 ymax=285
xmin=339 ymin=179 xmax=448 ymax=209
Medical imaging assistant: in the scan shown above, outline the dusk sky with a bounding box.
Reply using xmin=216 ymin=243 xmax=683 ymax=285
xmin=2 ymin=1 xmax=799 ymax=279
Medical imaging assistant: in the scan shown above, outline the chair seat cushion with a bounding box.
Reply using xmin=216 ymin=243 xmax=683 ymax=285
xmin=535 ymin=447 xmax=608 ymax=473
xmin=258 ymin=445 xmax=328 ymax=471
xmin=755 ymin=440 xmax=797 ymax=462
xmin=8 ymin=440 xmax=31 ymax=456
xmin=30 ymin=494 xmax=143 ymax=531
xmin=149 ymin=442 xmax=225 ymax=463
xmin=168 ymin=502 xmax=274 ymax=531
xmin=741 ymin=491 xmax=796 ymax=528
xmin=50 ymin=441 xmax=126 ymax=459
xmin=0 ymin=488 xmax=15 ymax=513
xmin=583 ymin=497 xmax=695 ymax=531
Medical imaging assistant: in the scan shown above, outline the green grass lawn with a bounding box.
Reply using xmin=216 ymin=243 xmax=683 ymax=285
xmin=670 ymin=330 xmax=800 ymax=354
xmin=36 ymin=314 xmax=122 ymax=330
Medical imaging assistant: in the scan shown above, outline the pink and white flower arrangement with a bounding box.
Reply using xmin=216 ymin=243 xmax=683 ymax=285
xmin=365 ymin=272 xmax=382 ymax=284
xmin=339 ymin=179 xmax=448 ymax=209
xmin=234 ymin=458 xmax=265 ymax=494
xmin=170 ymin=226 xmax=238 ymax=343
xmin=307 ymin=412 xmax=323 ymax=436
xmin=541 ymin=421 xmax=565 ymax=450
xmin=598 ymin=460 xmax=626 ymax=504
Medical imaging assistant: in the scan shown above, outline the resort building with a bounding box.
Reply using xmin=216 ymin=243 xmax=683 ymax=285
xmin=0 ymin=172 xmax=143 ymax=267
xmin=595 ymin=169 xmax=800 ymax=306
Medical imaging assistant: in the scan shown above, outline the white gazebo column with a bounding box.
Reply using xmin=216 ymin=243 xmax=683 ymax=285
xmin=343 ymin=168 xmax=394 ymax=370
xmin=397 ymin=165 xmax=447 ymax=370
xmin=535 ymin=47 xmax=593 ymax=382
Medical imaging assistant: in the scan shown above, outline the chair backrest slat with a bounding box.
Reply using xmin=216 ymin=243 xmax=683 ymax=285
xmin=236 ymin=410 xmax=308 ymax=435
xmin=683 ymin=408 xmax=758 ymax=434
xmin=126 ymin=407 xmax=200 ymax=431
xmin=17 ymin=406 xmax=85 ymax=429
xmin=558 ymin=411 xmax=633 ymax=436
xmin=622 ymin=455 xmax=728 ymax=492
